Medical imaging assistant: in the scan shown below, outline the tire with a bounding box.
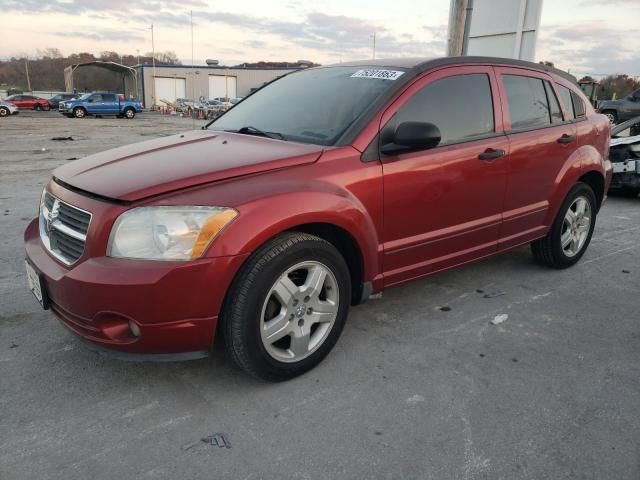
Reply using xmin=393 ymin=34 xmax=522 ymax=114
xmin=602 ymin=110 xmax=618 ymax=124
xmin=222 ymin=232 xmax=351 ymax=381
xmin=0 ymin=107 xmax=8 ymax=117
xmin=123 ymin=108 xmax=135 ymax=119
xmin=73 ymin=107 xmax=86 ymax=118
xmin=608 ymin=186 xmax=639 ymax=198
xmin=531 ymin=182 xmax=597 ymax=268
xmin=34 ymin=104 xmax=42 ymax=111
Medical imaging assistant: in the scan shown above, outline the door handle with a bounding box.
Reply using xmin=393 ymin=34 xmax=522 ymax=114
xmin=478 ymin=148 xmax=505 ymax=161
xmin=557 ymin=133 xmax=576 ymax=144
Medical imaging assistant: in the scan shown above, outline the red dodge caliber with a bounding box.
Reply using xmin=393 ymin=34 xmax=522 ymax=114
xmin=24 ymin=57 xmax=612 ymax=380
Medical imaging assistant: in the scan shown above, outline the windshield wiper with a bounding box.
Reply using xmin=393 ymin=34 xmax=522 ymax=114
xmin=232 ymin=126 xmax=286 ymax=140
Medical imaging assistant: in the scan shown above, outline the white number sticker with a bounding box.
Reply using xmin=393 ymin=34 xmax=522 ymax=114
xmin=350 ymin=69 xmax=405 ymax=81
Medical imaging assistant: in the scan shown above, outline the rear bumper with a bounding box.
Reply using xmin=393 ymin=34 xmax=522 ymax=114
xmin=24 ymin=218 xmax=248 ymax=356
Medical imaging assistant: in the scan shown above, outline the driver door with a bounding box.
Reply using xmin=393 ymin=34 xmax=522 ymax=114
xmin=86 ymin=94 xmax=103 ymax=114
xmin=380 ymin=66 xmax=508 ymax=287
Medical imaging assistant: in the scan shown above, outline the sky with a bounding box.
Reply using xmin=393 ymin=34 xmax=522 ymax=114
xmin=0 ymin=0 xmax=638 ymax=77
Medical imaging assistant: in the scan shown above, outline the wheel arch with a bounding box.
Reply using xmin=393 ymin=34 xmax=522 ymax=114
xmin=546 ymin=144 xmax=607 ymax=223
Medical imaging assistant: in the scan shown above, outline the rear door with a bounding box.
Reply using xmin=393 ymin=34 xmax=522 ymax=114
xmin=495 ymin=67 xmax=578 ymax=250
xmin=380 ymin=66 xmax=509 ymax=286
xmin=101 ymin=94 xmax=118 ymax=114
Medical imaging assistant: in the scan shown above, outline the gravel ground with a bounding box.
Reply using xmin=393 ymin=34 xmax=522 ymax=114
xmin=1 ymin=111 xmax=639 ymax=480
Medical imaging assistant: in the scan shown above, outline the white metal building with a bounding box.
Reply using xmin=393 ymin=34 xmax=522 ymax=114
xmin=134 ymin=64 xmax=303 ymax=108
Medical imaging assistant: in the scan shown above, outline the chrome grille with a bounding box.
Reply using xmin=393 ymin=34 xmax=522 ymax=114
xmin=39 ymin=192 xmax=92 ymax=265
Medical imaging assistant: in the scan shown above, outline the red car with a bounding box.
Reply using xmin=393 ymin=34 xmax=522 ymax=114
xmin=24 ymin=57 xmax=612 ymax=380
xmin=5 ymin=94 xmax=50 ymax=110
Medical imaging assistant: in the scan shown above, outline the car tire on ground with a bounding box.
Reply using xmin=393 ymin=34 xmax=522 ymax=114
xmin=222 ymin=232 xmax=351 ymax=381
xmin=73 ymin=107 xmax=86 ymax=118
xmin=608 ymin=186 xmax=640 ymax=198
xmin=34 ymin=104 xmax=42 ymax=111
xmin=0 ymin=107 xmax=8 ymax=117
xmin=123 ymin=108 xmax=136 ymax=119
xmin=531 ymin=182 xmax=597 ymax=269
xmin=602 ymin=110 xmax=618 ymax=124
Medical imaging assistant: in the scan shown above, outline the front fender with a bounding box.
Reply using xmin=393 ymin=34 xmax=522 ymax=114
xmin=545 ymin=144 xmax=607 ymax=224
xmin=204 ymin=187 xmax=381 ymax=283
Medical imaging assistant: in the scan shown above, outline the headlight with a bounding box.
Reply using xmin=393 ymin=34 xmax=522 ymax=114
xmin=107 ymin=206 xmax=238 ymax=260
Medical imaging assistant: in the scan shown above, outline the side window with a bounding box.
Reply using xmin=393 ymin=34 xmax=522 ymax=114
xmin=556 ymin=85 xmax=575 ymax=120
xmin=571 ymin=91 xmax=586 ymax=118
xmin=543 ymin=81 xmax=563 ymax=123
xmin=103 ymin=94 xmax=116 ymax=102
xmin=393 ymin=73 xmax=495 ymax=145
xmin=90 ymin=94 xmax=103 ymax=102
xmin=502 ymin=75 xmax=551 ymax=130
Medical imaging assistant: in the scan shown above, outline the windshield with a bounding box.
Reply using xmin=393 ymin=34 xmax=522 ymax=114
xmin=207 ymin=66 xmax=406 ymax=145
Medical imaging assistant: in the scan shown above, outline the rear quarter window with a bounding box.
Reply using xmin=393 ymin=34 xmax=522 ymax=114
xmin=502 ymin=75 xmax=551 ymax=130
xmin=556 ymin=85 xmax=576 ymax=120
xmin=571 ymin=91 xmax=586 ymax=118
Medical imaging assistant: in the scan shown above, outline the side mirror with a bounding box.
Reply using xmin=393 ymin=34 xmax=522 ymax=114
xmin=381 ymin=121 xmax=441 ymax=155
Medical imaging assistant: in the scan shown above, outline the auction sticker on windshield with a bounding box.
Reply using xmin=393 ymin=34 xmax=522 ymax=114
xmin=351 ymin=69 xmax=405 ymax=80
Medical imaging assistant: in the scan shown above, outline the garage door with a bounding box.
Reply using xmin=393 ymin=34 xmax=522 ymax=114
xmin=208 ymin=75 xmax=237 ymax=100
xmin=154 ymin=77 xmax=186 ymax=103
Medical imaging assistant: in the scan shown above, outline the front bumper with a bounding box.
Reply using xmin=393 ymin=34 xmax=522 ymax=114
xmin=24 ymin=218 xmax=248 ymax=356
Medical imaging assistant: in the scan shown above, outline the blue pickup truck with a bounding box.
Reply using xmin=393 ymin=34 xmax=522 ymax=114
xmin=59 ymin=92 xmax=143 ymax=119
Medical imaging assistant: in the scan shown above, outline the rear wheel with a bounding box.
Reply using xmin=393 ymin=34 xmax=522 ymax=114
xmin=222 ymin=232 xmax=351 ymax=381
xmin=531 ymin=182 xmax=597 ymax=268
xmin=123 ymin=108 xmax=135 ymax=119
xmin=73 ymin=107 xmax=86 ymax=118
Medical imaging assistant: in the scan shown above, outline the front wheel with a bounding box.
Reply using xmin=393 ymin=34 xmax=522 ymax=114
xmin=531 ymin=182 xmax=597 ymax=268
xmin=222 ymin=232 xmax=351 ymax=381
xmin=34 ymin=104 xmax=42 ymax=111
xmin=602 ymin=110 xmax=618 ymax=124
xmin=123 ymin=108 xmax=135 ymax=119
xmin=73 ymin=107 xmax=86 ymax=118
xmin=0 ymin=107 xmax=8 ymax=117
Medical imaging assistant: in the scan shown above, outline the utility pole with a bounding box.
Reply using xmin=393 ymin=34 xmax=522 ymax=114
xmin=372 ymin=32 xmax=376 ymax=60
xmin=137 ymin=49 xmax=140 ymax=65
xmin=151 ymin=24 xmax=156 ymax=108
xmin=24 ymin=57 xmax=32 ymax=92
xmin=447 ymin=0 xmax=468 ymax=56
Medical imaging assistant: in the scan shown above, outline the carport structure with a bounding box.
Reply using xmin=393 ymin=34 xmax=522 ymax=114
xmin=63 ymin=61 xmax=139 ymax=99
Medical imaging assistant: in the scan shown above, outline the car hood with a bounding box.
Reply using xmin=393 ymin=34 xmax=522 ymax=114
xmin=599 ymin=99 xmax=622 ymax=108
xmin=53 ymin=130 xmax=324 ymax=202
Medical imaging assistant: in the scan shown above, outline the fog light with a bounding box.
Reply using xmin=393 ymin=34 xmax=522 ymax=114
xmin=129 ymin=320 xmax=141 ymax=337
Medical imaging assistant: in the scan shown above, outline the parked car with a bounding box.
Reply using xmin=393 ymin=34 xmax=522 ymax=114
xmin=24 ymin=57 xmax=612 ymax=380
xmin=59 ymin=92 xmax=143 ymax=118
xmin=608 ymin=115 xmax=640 ymax=197
xmin=0 ymin=100 xmax=19 ymax=117
xmin=4 ymin=94 xmax=50 ymax=110
xmin=48 ymin=93 xmax=79 ymax=110
xmin=597 ymin=89 xmax=640 ymax=124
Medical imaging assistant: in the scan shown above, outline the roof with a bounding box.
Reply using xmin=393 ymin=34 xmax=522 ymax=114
xmin=333 ymin=56 xmax=578 ymax=84
xmin=134 ymin=64 xmax=303 ymax=71
xmin=65 ymin=61 xmax=137 ymax=74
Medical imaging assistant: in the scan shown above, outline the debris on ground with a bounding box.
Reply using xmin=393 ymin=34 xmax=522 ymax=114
xmin=490 ymin=314 xmax=509 ymax=325
xmin=439 ymin=306 xmax=452 ymax=312
xmin=622 ymin=269 xmax=631 ymax=274
xmin=406 ymin=394 xmax=425 ymax=405
xmin=483 ymin=292 xmax=505 ymax=299
xmin=66 ymin=157 xmax=78 ymax=161
xmin=201 ymin=433 xmax=232 ymax=448
xmin=51 ymin=136 xmax=74 ymax=141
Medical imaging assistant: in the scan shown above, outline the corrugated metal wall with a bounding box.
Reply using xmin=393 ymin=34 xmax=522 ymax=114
xmin=135 ymin=65 xmax=299 ymax=108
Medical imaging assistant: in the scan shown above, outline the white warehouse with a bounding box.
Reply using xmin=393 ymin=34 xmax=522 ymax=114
xmin=133 ymin=63 xmax=304 ymax=108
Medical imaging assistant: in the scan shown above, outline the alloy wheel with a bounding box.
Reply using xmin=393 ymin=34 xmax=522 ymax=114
xmin=260 ymin=261 xmax=339 ymax=363
xmin=561 ymin=196 xmax=592 ymax=257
